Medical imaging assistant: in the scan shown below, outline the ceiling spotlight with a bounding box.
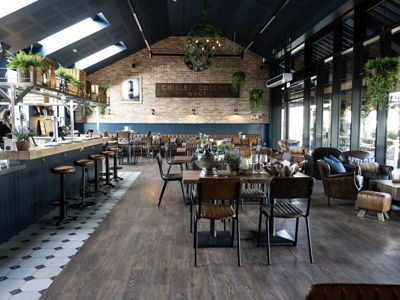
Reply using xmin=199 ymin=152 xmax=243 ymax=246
xmin=72 ymin=48 xmax=77 ymax=53
xmin=151 ymin=108 xmax=155 ymax=115
xmin=191 ymin=108 xmax=196 ymax=115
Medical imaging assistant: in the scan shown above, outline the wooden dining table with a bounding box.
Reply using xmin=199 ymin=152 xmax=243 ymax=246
xmin=183 ymin=170 xmax=309 ymax=246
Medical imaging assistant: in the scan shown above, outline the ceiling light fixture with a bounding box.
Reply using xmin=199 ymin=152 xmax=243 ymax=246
xmin=72 ymin=48 xmax=77 ymax=53
xmin=234 ymin=108 xmax=238 ymax=115
xmin=191 ymin=108 xmax=196 ymax=115
xmin=151 ymin=108 xmax=155 ymax=115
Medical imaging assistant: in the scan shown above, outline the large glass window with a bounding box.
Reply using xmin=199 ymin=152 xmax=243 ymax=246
xmin=339 ymin=52 xmax=353 ymax=151
xmin=288 ymin=81 xmax=304 ymax=143
xmin=322 ymin=62 xmax=333 ymax=147
xmin=359 ymin=40 xmax=380 ymax=156
xmin=386 ymin=29 xmax=400 ymax=168
xmin=309 ymin=79 xmax=317 ymax=150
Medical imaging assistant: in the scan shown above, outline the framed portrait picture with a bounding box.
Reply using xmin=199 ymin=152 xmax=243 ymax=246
xmin=121 ymin=77 xmax=142 ymax=103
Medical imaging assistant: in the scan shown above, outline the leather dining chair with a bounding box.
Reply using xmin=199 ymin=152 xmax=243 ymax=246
xmin=258 ymin=176 xmax=314 ymax=265
xmin=156 ymin=153 xmax=186 ymax=207
xmin=194 ymin=177 xmax=242 ymax=267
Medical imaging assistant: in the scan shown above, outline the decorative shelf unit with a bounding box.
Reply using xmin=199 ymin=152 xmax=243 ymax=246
xmin=0 ymin=68 xmax=110 ymax=142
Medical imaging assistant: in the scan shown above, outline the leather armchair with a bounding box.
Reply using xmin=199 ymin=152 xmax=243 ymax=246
xmin=304 ymin=147 xmax=342 ymax=179
xmin=317 ymin=160 xmax=363 ymax=206
xmin=306 ymin=283 xmax=400 ymax=300
xmin=339 ymin=150 xmax=393 ymax=189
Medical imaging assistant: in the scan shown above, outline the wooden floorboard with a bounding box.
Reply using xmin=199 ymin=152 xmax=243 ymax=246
xmin=42 ymin=160 xmax=400 ymax=300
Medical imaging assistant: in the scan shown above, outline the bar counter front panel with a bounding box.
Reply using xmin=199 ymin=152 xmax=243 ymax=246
xmin=0 ymin=141 xmax=105 ymax=243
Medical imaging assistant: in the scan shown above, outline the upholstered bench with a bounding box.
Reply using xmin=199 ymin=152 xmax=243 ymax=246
xmin=357 ymin=191 xmax=392 ymax=222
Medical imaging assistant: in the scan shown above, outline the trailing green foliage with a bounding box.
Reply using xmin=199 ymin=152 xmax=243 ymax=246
xmin=96 ymin=81 xmax=111 ymax=95
xmin=82 ymin=105 xmax=86 ymax=116
xmin=6 ymin=46 xmax=49 ymax=72
xmin=183 ymin=0 xmax=221 ymax=72
xmin=224 ymin=151 xmax=241 ymax=165
xmin=232 ymin=70 xmax=245 ymax=96
xmin=364 ymin=57 xmax=400 ymax=113
xmin=248 ymin=88 xmax=265 ymax=120
xmin=55 ymin=64 xmax=84 ymax=85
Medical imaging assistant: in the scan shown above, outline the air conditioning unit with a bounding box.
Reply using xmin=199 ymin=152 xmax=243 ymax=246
xmin=266 ymin=73 xmax=293 ymax=88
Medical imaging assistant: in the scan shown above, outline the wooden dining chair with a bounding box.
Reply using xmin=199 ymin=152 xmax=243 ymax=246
xmin=186 ymin=141 xmax=200 ymax=156
xmin=194 ymin=177 xmax=242 ymax=267
xmin=156 ymin=153 xmax=186 ymax=207
xmin=257 ymin=176 xmax=314 ymax=265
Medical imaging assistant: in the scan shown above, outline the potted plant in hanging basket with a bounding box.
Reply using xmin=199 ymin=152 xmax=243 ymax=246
xmin=12 ymin=126 xmax=35 ymax=151
xmin=248 ymin=88 xmax=265 ymax=120
xmin=232 ymin=70 xmax=245 ymax=96
xmin=6 ymin=45 xmax=50 ymax=84
xmin=364 ymin=57 xmax=400 ymax=111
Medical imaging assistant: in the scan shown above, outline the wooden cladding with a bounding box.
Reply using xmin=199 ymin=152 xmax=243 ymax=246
xmin=156 ymin=83 xmax=237 ymax=98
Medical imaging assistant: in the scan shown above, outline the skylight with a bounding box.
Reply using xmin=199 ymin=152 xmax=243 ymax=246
xmin=73 ymin=42 xmax=126 ymax=70
xmin=0 ymin=0 xmax=38 ymax=19
xmin=38 ymin=13 xmax=109 ymax=55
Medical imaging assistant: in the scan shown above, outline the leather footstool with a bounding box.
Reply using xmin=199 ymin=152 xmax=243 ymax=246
xmin=357 ymin=191 xmax=392 ymax=222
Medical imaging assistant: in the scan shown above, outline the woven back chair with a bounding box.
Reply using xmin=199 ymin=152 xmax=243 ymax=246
xmin=258 ymin=176 xmax=314 ymax=265
xmin=194 ymin=177 xmax=242 ymax=267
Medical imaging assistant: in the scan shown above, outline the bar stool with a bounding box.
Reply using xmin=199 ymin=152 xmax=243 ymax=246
xmin=88 ymin=154 xmax=105 ymax=194
xmin=109 ymin=147 xmax=123 ymax=181
xmin=73 ymin=159 xmax=95 ymax=207
xmin=100 ymin=150 xmax=115 ymax=187
xmin=51 ymin=166 xmax=77 ymax=225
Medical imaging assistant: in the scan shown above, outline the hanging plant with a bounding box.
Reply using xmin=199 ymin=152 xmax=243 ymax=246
xmin=183 ymin=0 xmax=222 ymax=72
xmin=248 ymin=88 xmax=265 ymax=120
xmin=97 ymin=81 xmax=111 ymax=95
xmin=6 ymin=45 xmax=49 ymax=72
xmin=364 ymin=57 xmax=400 ymax=112
xmin=232 ymin=70 xmax=245 ymax=96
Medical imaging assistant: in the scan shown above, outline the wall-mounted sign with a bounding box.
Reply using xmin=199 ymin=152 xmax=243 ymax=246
xmin=156 ymin=83 xmax=237 ymax=98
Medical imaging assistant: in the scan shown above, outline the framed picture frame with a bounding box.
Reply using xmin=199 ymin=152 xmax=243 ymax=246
xmin=121 ymin=77 xmax=142 ymax=103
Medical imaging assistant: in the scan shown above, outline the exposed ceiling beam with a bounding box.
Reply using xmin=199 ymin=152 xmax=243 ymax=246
xmin=127 ymin=0 xmax=152 ymax=58
xmin=241 ymin=0 xmax=290 ymax=56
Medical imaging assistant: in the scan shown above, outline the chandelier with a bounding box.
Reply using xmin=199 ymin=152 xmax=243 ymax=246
xmin=184 ymin=0 xmax=222 ymax=72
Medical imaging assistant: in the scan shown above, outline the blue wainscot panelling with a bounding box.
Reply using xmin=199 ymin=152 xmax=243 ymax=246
xmin=75 ymin=123 xmax=270 ymax=145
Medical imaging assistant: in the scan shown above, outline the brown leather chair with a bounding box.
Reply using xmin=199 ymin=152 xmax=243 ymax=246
xmin=306 ymin=283 xmax=400 ymax=300
xmin=339 ymin=150 xmax=393 ymax=189
xmin=317 ymin=159 xmax=363 ymax=206
xmin=304 ymin=147 xmax=342 ymax=179
xmin=195 ymin=177 xmax=242 ymax=267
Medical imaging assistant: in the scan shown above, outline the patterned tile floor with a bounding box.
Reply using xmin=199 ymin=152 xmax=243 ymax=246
xmin=0 ymin=172 xmax=140 ymax=300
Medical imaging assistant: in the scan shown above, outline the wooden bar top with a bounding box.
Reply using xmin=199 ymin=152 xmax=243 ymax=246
xmin=0 ymin=137 xmax=111 ymax=160
xmin=182 ymin=170 xmax=308 ymax=184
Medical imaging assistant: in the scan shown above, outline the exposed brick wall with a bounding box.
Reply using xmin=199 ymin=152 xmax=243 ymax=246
xmin=77 ymin=36 xmax=269 ymax=124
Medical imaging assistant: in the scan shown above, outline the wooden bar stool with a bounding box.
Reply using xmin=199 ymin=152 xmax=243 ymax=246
xmin=109 ymin=147 xmax=123 ymax=181
xmin=51 ymin=166 xmax=77 ymax=225
xmin=73 ymin=159 xmax=95 ymax=207
xmin=88 ymin=154 xmax=105 ymax=194
xmin=100 ymin=150 xmax=115 ymax=187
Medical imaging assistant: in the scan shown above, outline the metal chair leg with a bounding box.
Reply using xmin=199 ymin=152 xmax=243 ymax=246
xmin=266 ymin=216 xmax=271 ymax=265
xmin=167 ymin=164 xmax=172 ymax=174
xmin=257 ymin=208 xmax=263 ymax=247
xmin=294 ymin=218 xmax=299 ymax=246
xmin=231 ymin=215 xmax=235 ymax=247
xmin=305 ymin=217 xmax=314 ymax=263
xmin=180 ymin=180 xmax=186 ymax=205
xmin=158 ymin=181 xmax=168 ymax=207
xmin=194 ymin=214 xmax=198 ymax=267
xmin=237 ymin=217 xmax=241 ymax=267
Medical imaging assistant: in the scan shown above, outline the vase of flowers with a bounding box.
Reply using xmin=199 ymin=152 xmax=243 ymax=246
xmin=12 ymin=126 xmax=34 ymax=151
xmin=198 ymin=133 xmax=210 ymax=148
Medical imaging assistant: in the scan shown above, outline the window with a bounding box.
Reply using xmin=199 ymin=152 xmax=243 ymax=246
xmin=309 ymin=79 xmax=317 ymax=150
xmin=322 ymin=61 xmax=333 ymax=147
xmin=339 ymin=52 xmax=353 ymax=151
xmin=73 ymin=42 xmax=126 ymax=70
xmin=359 ymin=40 xmax=379 ymax=157
xmin=38 ymin=13 xmax=109 ymax=55
xmin=288 ymin=81 xmax=304 ymax=143
xmin=0 ymin=0 xmax=38 ymax=19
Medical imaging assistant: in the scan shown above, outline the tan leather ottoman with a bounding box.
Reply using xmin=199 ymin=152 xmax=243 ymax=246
xmin=357 ymin=191 xmax=392 ymax=222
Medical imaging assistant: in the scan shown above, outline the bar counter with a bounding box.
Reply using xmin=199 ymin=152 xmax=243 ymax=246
xmin=0 ymin=137 xmax=109 ymax=243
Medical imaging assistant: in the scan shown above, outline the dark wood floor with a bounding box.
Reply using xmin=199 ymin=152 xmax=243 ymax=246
xmin=42 ymin=160 xmax=400 ymax=300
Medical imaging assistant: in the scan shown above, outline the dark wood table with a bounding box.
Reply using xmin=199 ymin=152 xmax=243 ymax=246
xmin=182 ymin=170 xmax=309 ymax=246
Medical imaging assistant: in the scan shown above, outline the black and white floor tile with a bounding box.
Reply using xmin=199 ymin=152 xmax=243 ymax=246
xmin=0 ymin=172 xmax=140 ymax=300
